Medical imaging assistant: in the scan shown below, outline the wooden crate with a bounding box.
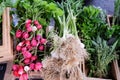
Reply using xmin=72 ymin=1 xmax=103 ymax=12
xmin=3 ymin=61 xmax=42 ymax=80
xmin=3 ymin=13 xmax=119 ymax=80
xmin=85 ymin=77 xmax=112 ymax=80
xmin=0 ymin=7 xmax=13 ymax=62
xmin=84 ymin=62 xmax=117 ymax=80
xmin=106 ymin=15 xmax=120 ymax=80
xmin=4 ymin=60 xmax=85 ymax=80
xmin=3 ymin=55 xmax=118 ymax=80
xmin=112 ymin=60 xmax=120 ymax=80
xmin=4 ymin=60 xmax=117 ymax=80
xmin=107 ymin=15 xmax=113 ymax=27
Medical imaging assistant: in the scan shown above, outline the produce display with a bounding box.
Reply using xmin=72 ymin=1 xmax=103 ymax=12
xmin=41 ymin=0 xmax=88 ymax=80
xmin=0 ymin=0 xmax=120 ymax=80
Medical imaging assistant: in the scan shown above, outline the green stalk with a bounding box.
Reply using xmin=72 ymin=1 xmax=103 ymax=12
xmin=63 ymin=15 xmax=67 ymax=38
xmin=57 ymin=1 xmax=79 ymax=38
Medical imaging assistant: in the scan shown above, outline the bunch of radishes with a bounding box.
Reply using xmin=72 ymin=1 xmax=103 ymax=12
xmin=13 ymin=19 xmax=46 ymax=80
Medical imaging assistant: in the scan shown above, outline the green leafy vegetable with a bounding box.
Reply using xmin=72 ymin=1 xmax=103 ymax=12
xmin=13 ymin=0 xmax=63 ymax=35
xmin=56 ymin=0 xmax=83 ymax=37
xmin=88 ymin=36 xmax=118 ymax=77
xmin=77 ymin=6 xmax=107 ymax=48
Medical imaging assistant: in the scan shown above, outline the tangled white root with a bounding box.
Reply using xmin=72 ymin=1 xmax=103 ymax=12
xmin=41 ymin=34 xmax=88 ymax=80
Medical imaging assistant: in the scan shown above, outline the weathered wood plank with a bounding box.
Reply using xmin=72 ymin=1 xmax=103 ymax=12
xmin=0 ymin=7 xmax=13 ymax=62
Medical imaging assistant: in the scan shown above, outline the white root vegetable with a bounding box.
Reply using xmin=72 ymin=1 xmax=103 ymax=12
xmin=41 ymin=34 xmax=88 ymax=80
xmin=51 ymin=34 xmax=88 ymax=60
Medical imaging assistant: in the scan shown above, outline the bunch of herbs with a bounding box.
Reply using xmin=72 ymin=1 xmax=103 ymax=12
xmin=77 ymin=5 xmax=119 ymax=78
xmin=88 ymin=36 xmax=118 ymax=78
xmin=77 ymin=6 xmax=107 ymax=49
xmin=112 ymin=0 xmax=120 ymax=67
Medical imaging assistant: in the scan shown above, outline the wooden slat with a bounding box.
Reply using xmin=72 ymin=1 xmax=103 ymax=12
xmin=0 ymin=7 xmax=13 ymax=62
xmin=29 ymin=71 xmax=42 ymax=78
xmin=85 ymin=77 xmax=112 ymax=80
xmin=106 ymin=15 xmax=120 ymax=80
xmin=107 ymin=15 xmax=113 ymax=27
xmin=112 ymin=60 xmax=120 ymax=80
xmin=4 ymin=61 xmax=14 ymax=80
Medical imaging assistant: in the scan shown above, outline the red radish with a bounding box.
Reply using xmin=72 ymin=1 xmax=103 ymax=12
xmin=18 ymin=41 xmax=24 ymax=46
xmin=12 ymin=64 xmax=19 ymax=71
xmin=23 ymin=51 xmax=32 ymax=58
xmin=24 ymin=58 xmax=30 ymax=64
xmin=31 ymin=56 xmax=37 ymax=61
xmin=34 ymin=20 xmax=39 ymax=25
xmin=36 ymin=35 xmax=41 ymax=41
xmin=25 ymin=40 xmax=31 ymax=46
xmin=13 ymin=19 xmax=47 ymax=79
xmin=21 ymin=47 xmax=27 ymax=52
xmin=26 ymin=19 xmax=32 ymax=24
xmin=13 ymin=71 xmax=20 ymax=77
xmin=35 ymin=62 xmax=42 ymax=71
xmin=20 ymin=75 xmax=24 ymax=80
xmin=25 ymin=23 xmax=31 ymax=28
xmin=31 ymin=38 xmax=37 ymax=47
xmin=41 ymin=38 xmax=46 ymax=44
xmin=18 ymin=67 xmax=24 ymax=75
xmin=22 ymin=73 xmax=28 ymax=80
xmin=22 ymin=32 xmax=29 ymax=39
xmin=20 ymin=74 xmax=28 ymax=80
xmin=16 ymin=41 xmax=25 ymax=51
xmin=36 ymin=24 xmax=42 ymax=29
xmin=26 ymin=26 xmax=32 ymax=32
xmin=16 ymin=45 xmax=21 ymax=51
xmin=29 ymin=63 xmax=35 ymax=70
xmin=19 ymin=65 xmax=24 ymax=69
xmin=27 ymin=45 xmax=32 ymax=50
xmin=39 ymin=45 xmax=44 ymax=51
xmin=15 ymin=30 xmax=22 ymax=38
